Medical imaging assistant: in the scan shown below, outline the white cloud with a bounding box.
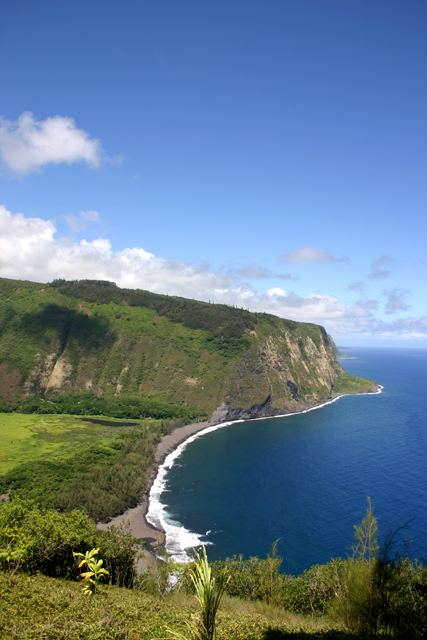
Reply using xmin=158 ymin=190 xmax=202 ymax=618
xmin=267 ymin=287 xmax=286 ymax=297
xmin=0 ymin=112 xmax=105 ymax=175
xmin=281 ymin=245 xmax=349 ymax=264
xmin=1 ymin=205 xmax=426 ymax=342
xmin=64 ymin=210 xmax=100 ymax=231
xmin=368 ymin=256 xmax=394 ymax=280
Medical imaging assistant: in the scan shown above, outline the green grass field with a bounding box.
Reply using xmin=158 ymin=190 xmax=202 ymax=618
xmin=332 ymin=373 xmax=375 ymax=395
xmin=0 ymin=413 xmax=151 ymax=475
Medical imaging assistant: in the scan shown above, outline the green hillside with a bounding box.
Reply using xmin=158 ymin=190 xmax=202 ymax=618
xmin=0 ymin=277 xmax=375 ymax=422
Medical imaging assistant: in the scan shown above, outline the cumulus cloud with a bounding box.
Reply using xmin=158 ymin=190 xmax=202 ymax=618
xmin=0 ymin=112 xmax=105 ymax=175
xmin=1 ymin=205 xmax=425 ymax=341
xmin=281 ymin=245 xmax=349 ymax=265
xmin=267 ymin=287 xmax=286 ymax=297
xmin=64 ymin=210 xmax=100 ymax=232
xmin=368 ymin=256 xmax=394 ymax=280
xmin=383 ymin=288 xmax=411 ymax=314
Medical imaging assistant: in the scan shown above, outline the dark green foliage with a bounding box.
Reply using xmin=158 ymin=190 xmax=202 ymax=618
xmin=0 ymin=498 xmax=139 ymax=587
xmin=282 ymin=561 xmax=348 ymax=616
xmin=0 ymin=425 xmax=161 ymax=521
xmin=93 ymin=524 xmax=140 ymax=588
xmin=51 ymin=279 xmax=255 ymax=357
xmin=212 ymin=555 xmax=347 ymax=616
xmin=20 ymin=303 xmax=110 ymax=351
xmin=0 ymin=447 xmax=125 ymax=509
xmin=281 ymin=319 xmax=299 ymax=331
xmin=339 ymin=530 xmax=427 ymax=637
xmin=0 ymin=391 xmax=206 ymax=421
xmin=211 ymin=555 xmax=273 ymax=602
xmin=56 ymin=435 xmax=156 ymax=521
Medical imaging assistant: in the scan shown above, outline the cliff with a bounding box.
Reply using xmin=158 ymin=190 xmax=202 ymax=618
xmin=0 ymin=277 xmax=375 ymax=421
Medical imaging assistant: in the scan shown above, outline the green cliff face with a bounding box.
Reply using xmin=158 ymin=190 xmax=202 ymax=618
xmin=0 ymin=278 xmax=376 ymax=421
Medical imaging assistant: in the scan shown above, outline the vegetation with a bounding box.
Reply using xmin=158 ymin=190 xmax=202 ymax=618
xmin=50 ymin=278 xmax=256 ymax=358
xmin=1 ymin=497 xmax=426 ymax=638
xmin=0 ymin=391 xmax=206 ymax=422
xmin=210 ymin=502 xmax=427 ymax=637
xmin=0 ymin=498 xmax=139 ymax=587
xmin=0 ymin=571 xmax=354 ymax=640
xmin=332 ymin=374 xmax=375 ymax=395
xmin=168 ymin=546 xmax=231 ymax=640
xmin=0 ymin=276 xmax=373 ymax=422
xmin=0 ymin=413 xmax=151 ymax=474
xmin=0 ymin=413 xmax=179 ymax=520
xmin=73 ymin=547 xmax=109 ymax=595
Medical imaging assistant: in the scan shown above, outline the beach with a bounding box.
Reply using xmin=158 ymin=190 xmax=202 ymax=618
xmin=97 ymin=420 xmax=211 ymax=547
xmin=98 ymin=384 xmax=382 ymax=562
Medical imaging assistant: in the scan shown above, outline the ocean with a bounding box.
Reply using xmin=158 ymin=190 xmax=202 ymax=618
xmin=147 ymin=347 xmax=427 ymax=575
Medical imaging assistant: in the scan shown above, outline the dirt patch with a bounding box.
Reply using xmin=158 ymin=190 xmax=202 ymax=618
xmin=0 ymin=363 xmax=22 ymax=399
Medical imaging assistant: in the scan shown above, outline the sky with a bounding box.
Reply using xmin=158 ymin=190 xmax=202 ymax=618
xmin=0 ymin=0 xmax=426 ymax=347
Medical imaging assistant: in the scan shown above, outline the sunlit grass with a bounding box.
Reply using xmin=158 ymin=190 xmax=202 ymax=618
xmin=0 ymin=413 xmax=151 ymax=474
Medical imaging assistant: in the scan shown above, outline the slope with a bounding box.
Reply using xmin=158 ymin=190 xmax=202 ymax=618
xmin=0 ymin=277 xmax=376 ymax=422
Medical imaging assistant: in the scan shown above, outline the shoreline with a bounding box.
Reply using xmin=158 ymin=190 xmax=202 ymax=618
xmin=97 ymin=420 xmax=212 ymax=546
xmin=99 ymin=384 xmax=382 ymax=550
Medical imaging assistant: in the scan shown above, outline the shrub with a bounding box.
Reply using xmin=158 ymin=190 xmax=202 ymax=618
xmin=0 ymin=498 xmax=139 ymax=587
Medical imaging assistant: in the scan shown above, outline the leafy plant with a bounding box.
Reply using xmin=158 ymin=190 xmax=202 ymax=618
xmin=73 ymin=547 xmax=109 ymax=595
xmin=168 ymin=546 xmax=230 ymax=640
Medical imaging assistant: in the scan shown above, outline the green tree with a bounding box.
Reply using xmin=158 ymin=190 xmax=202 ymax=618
xmin=352 ymin=496 xmax=379 ymax=563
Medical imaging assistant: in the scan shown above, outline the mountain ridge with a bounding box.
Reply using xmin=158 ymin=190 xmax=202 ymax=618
xmin=0 ymin=277 xmax=376 ymax=422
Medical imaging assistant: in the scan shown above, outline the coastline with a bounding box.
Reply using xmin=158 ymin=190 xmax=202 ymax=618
xmin=99 ymin=384 xmax=382 ymax=552
xmin=97 ymin=420 xmax=212 ymax=547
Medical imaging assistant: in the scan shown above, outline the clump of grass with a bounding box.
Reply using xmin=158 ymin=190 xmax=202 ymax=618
xmin=168 ymin=546 xmax=230 ymax=640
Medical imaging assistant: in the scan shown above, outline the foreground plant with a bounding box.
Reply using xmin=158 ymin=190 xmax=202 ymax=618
xmin=73 ymin=547 xmax=109 ymax=595
xmin=168 ymin=546 xmax=230 ymax=640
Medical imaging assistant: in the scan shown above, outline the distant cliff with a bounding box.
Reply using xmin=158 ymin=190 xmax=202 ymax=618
xmin=0 ymin=278 xmax=376 ymax=421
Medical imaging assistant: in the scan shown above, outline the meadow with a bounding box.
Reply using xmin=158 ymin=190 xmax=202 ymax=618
xmin=0 ymin=413 xmax=144 ymax=474
xmin=0 ymin=413 xmax=173 ymax=520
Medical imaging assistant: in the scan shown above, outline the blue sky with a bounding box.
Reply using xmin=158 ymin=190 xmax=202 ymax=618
xmin=0 ymin=0 xmax=426 ymax=346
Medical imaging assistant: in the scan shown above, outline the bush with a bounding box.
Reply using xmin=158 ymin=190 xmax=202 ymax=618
xmin=212 ymin=550 xmax=346 ymax=616
xmin=0 ymin=498 xmax=140 ymax=587
xmin=334 ymin=501 xmax=427 ymax=637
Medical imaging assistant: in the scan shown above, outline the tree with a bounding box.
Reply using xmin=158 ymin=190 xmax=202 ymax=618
xmin=352 ymin=496 xmax=379 ymax=563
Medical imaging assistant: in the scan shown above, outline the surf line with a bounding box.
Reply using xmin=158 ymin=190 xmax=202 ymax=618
xmin=146 ymin=385 xmax=384 ymax=562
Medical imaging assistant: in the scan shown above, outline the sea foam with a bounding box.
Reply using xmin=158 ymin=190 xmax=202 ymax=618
xmin=146 ymin=420 xmax=243 ymax=562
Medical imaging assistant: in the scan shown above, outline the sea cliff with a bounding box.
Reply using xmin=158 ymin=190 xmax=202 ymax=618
xmin=0 ymin=277 xmax=376 ymax=421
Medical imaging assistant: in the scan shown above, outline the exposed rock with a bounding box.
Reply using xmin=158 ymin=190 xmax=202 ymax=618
xmin=46 ymin=354 xmax=72 ymax=391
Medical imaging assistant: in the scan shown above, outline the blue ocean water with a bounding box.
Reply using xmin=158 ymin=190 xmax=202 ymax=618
xmin=156 ymin=348 xmax=427 ymax=575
